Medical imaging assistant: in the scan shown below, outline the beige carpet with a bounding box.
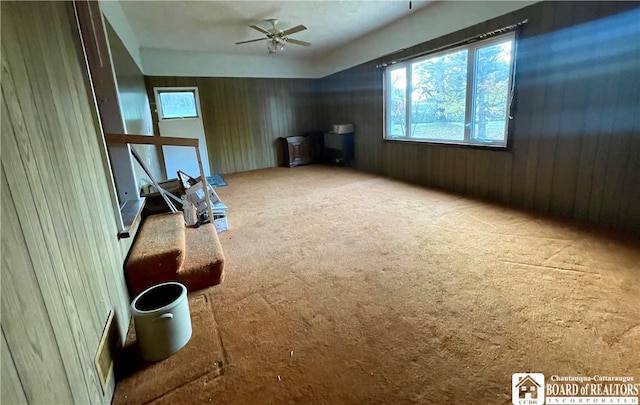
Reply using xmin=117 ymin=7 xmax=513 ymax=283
xmin=113 ymin=295 xmax=224 ymax=404
xmin=113 ymin=165 xmax=640 ymax=405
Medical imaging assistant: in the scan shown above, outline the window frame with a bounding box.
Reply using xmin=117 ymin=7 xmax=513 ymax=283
xmin=383 ymin=32 xmax=516 ymax=148
xmin=154 ymin=87 xmax=202 ymax=121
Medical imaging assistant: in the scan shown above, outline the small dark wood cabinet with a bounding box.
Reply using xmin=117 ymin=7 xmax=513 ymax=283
xmin=285 ymin=136 xmax=313 ymax=167
xmin=281 ymin=133 xmax=323 ymax=167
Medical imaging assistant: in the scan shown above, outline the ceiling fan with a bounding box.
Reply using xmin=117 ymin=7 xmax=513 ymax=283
xmin=236 ymin=19 xmax=311 ymax=54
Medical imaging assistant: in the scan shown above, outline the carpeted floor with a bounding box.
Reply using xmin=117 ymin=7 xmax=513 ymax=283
xmin=114 ymin=295 xmax=224 ymax=404
xmin=113 ymin=165 xmax=640 ymax=405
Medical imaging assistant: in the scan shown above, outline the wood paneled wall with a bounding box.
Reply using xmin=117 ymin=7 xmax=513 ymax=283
xmin=106 ymin=21 xmax=163 ymax=185
xmin=318 ymin=1 xmax=640 ymax=235
xmin=145 ymin=76 xmax=320 ymax=175
xmin=1 ymin=2 xmax=133 ymax=403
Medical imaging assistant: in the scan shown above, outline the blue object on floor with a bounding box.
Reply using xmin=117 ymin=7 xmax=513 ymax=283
xmin=206 ymin=174 xmax=227 ymax=188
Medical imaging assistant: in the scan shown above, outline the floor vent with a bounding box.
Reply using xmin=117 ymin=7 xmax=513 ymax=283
xmin=94 ymin=310 xmax=119 ymax=395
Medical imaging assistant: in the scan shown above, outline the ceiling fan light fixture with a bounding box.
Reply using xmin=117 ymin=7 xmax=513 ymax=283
xmin=267 ymin=39 xmax=285 ymax=54
xmin=238 ymin=19 xmax=309 ymax=55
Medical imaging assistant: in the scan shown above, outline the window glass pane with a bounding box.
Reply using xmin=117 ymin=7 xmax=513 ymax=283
xmin=472 ymin=39 xmax=513 ymax=143
xmin=387 ymin=67 xmax=407 ymax=138
xmin=383 ymin=32 xmax=514 ymax=147
xmin=159 ymin=91 xmax=198 ymax=119
xmin=410 ymin=49 xmax=467 ymax=140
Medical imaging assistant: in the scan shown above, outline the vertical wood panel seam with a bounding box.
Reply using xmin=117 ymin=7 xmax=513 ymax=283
xmin=1 ymin=160 xmax=76 ymax=402
xmin=1 ymin=326 xmax=29 ymax=404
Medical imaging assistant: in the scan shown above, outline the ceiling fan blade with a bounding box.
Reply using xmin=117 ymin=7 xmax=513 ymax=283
xmin=281 ymin=25 xmax=307 ymax=36
xmin=236 ymin=38 xmax=268 ymax=45
xmin=249 ymin=24 xmax=270 ymax=35
xmin=286 ymin=38 xmax=311 ymax=47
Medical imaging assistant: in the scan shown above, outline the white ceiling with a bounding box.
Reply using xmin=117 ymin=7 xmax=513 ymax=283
xmin=119 ymin=1 xmax=433 ymax=58
xmin=102 ymin=1 xmax=538 ymax=78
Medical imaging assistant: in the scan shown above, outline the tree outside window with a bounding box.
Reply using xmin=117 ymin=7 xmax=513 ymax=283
xmin=385 ymin=33 xmax=515 ymax=147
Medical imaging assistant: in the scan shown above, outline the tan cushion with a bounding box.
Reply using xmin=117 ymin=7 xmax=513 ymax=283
xmin=177 ymin=223 xmax=225 ymax=291
xmin=125 ymin=212 xmax=186 ymax=297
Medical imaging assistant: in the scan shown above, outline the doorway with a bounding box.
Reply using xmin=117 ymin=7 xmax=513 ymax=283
xmin=153 ymin=87 xmax=210 ymax=179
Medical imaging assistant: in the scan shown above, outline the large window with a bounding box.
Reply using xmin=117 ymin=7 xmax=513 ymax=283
xmin=384 ymin=33 xmax=515 ymax=147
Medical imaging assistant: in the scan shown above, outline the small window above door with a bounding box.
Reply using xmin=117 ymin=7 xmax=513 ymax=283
xmin=155 ymin=87 xmax=200 ymax=120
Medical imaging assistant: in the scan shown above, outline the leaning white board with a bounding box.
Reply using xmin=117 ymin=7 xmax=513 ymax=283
xmin=158 ymin=118 xmax=210 ymax=179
